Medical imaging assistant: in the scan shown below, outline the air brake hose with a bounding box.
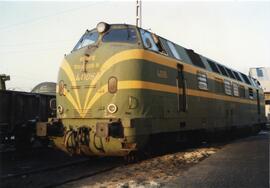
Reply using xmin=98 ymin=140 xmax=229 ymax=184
xmin=93 ymin=133 xmax=105 ymax=152
xmin=64 ymin=130 xmax=77 ymax=154
xmin=64 ymin=128 xmax=91 ymax=155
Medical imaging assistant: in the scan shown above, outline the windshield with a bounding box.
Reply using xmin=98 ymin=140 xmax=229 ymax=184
xmin=102 ymin=28 xmax=137 ymax=43
xmin=73 ymin=31 xmax=99 ymax=51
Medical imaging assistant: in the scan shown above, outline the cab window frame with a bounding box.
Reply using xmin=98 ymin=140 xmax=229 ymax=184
xmin=139 ymin=29 xmax=159 ymax=52
xmin=72 ymin=30 xmax=99 ymax=51
xmin=166 ymin=40 xmax=182 ymax=60
xmin=159 ymin=37 xmax=174 ymax=57
xmin=102 ymin=28 xmax=138 ymax=43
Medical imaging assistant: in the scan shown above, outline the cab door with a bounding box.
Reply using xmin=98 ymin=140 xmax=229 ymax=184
xmin=176 ymin=64 xmax=187 ymax=112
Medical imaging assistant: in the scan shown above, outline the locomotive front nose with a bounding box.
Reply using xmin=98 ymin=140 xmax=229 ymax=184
xmin=53 ymin=23 xmax=142 ymax=156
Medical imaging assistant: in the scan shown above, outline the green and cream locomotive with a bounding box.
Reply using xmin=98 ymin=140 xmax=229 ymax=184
xmin=40 ymin=22 xmax=266 ymax=157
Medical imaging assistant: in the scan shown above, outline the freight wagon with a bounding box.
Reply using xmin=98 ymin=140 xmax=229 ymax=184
xmin=0 ymin=77 xmax=56 ymax=148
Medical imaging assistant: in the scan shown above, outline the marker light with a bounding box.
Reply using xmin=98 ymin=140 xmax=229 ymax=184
xmin=107 ymin=103 xmax=118 ymax=114
xmin=57 ymin=105 xmax=64 ymax=114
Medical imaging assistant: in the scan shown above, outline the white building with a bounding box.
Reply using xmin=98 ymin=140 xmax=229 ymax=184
xmin=249 ymin=67 xmax=270 ymax=121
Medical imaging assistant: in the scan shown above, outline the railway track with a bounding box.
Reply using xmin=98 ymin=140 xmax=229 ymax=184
xmin=44 ymin=161 xmax=121 ymax=188
xmin=1 ymin=158 xmax=91 ymax=180
xmin=0 ymin=145 xmax=54 ymax=164
xmin=1 ymin=155 xmax=123 ymax=188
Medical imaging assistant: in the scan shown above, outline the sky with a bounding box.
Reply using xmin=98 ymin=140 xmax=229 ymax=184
xmin=0 ymin=1 xmax=270 ymax=91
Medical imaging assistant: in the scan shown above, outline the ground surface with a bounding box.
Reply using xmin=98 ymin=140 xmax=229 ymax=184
xmin=59 ymin=147 xmax=221 ymax=188
xmin=1 ymin=132 xmax=268 ymax=188
xmin=167 ymin=131 xmax=269 ymax=188
xmin=59 ymin=132 xmax=269 ymax=188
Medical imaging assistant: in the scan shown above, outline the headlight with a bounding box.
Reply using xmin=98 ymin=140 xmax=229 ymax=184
xmin=107 ymin=103 xmax=117 ymax=114
xmin=96 ymin=22 xmax=109 ymax=33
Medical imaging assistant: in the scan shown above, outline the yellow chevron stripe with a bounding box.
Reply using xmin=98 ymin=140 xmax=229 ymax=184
xmin=82 ymin=81 xmax=180 ymax=117
xmin=186 ymin=88 xmax=256 ymax=105
xmin=83 ymin=49 xmax=259 ymax=112
xmin=60 ymin=49 xmax=259 ymax=117
xmin=83 ymin=49 xmax=145 ymax=110
xmin=60 ymin=59 xmax=82 ymax=111
xmin=118 ymin=80 xmax=178 ymax=93
xmin=81 ymin=80 xmax=257 ymax=117
xmin=81 ymin=84 xmax=108 ymax=116
xmin=65 ymin=92 xmax=81 ymax=114
xmin=120 ymin=80 xmax=257 ymax=105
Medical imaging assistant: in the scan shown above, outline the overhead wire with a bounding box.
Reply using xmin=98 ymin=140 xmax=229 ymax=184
xmin=0 ymin=2 xmax=106 ymax=31
xmin=1 ymin=1 xmax=108 ymax=90
xmin=0 ymin=2 xmax=105 ymax=53
xmin=6 ymin=73 xmax=56 ymax=91
xmin=0 ymin=39 xmax=75 ymax=47
xmin=0 ymin=46 xmax=70 ymax=54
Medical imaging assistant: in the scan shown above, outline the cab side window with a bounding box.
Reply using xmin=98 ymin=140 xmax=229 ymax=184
xmin=167 ymin=41 xmax=182 ymax=60
xmin=140 ymin=29 xmax=159 ymax=52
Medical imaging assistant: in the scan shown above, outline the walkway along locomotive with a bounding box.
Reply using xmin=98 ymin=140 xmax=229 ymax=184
xmin=38 ymin=22 xmax=266 ymax=157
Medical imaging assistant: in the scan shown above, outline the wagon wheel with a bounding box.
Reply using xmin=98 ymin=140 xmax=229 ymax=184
xmin=14 ymin=124 xmax=33 ymax=151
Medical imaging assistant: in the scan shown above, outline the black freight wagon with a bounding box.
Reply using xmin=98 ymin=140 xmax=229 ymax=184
xmin=0 ymin=88 xmax=55 ymax=147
